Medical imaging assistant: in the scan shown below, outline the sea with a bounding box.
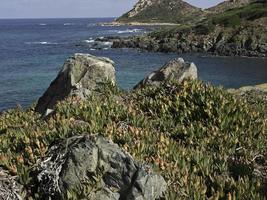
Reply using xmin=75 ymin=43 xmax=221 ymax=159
xmin=0 ymin=18 xmax=266 ymax=111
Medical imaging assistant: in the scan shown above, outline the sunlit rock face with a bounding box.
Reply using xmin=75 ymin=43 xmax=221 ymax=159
xmin=35 ymin=53 xmax=116 ymax=115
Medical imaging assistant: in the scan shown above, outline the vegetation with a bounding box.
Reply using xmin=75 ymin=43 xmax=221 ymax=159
xmin=147 ymin=2 xmax=267 ymax=39
xmin=0 ymin=80 xmax=266 ymax=199
xmin=148 ymin=25 xmax=191 ymax=38
xmin=117 ymin=0 xmax=203 ymax=24
xmin=210 ymin=2 xmax=267 ymax=28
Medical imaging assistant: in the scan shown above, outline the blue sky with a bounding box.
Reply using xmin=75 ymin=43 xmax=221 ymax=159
xmin=0 ymin=0 xmax=224 ymax=18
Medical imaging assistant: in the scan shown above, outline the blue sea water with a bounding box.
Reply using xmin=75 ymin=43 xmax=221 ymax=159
xmin=0 ymin=18 xmax=266 ymax=111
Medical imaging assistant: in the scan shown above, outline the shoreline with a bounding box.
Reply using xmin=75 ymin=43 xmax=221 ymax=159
xmin=99 ymin=21 xmax=180 ymax=26
xmin=0 ymin=70 xmax=266 ymax=114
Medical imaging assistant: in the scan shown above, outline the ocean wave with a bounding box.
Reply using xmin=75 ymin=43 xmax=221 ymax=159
xmin=102 ymin=41 xmax=112 ymax=46
xmin=39 ymin=23 xmax=47 ymax=26
xmin=86 ymin=23 xmax=97 ymax=27
xmin=25 ymin=41 xmax=58 ymax=45
xmin=108 ymin=29 xmax=143 ymax=34
xmin=118 ymin=29 xmax=143 ymax=34
xmin=64 ymin=23 xmax=76 ymax=26
xmin=83 ymin=39 xmax=95 ymax=43
xmin=81 ymin=38 xmax=112 ymax=50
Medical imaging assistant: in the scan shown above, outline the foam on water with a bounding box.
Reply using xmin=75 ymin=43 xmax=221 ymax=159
xmin=64 ymin=23 xmax=76 ymax=26
xmin=83 ymin=39 xmax=95 ymax=43
xmin=108 ymin=29 xmax=143 ymax=34
xmin=25 ymin=41 xmax=58 ymax=45
xmin=117 ymin=29 xmax=143 ymax=34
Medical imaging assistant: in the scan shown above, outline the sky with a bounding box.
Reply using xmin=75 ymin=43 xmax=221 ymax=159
xmin=0 ymin=0 xmax=224 ymax=19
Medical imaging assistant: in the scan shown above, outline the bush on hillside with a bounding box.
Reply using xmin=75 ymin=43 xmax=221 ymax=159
xmin=0 ymin=80 xmax=266 ymax=199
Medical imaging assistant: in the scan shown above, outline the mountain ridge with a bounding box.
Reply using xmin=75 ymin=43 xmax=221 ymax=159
xmin=116 ymin=0 xmax=204 ymax=24
xmin=116 ymin=0 xmax=258 ymax=24
xmin=111 ymin=2 xmax=267 ymax=57
xmin=207 ymin=0 xmax=255 ymax=13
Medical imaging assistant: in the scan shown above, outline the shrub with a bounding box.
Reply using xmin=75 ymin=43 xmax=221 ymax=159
xmin=0 ymin=80 xmax=266 ymax=199
xmin=194 ymin=23 xmax=215 ymax=35
xmin=212 ymin=14 xmax=241 ymax=27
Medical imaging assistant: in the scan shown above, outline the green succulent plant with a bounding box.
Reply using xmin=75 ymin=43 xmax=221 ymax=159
xmin=0 ymin=80 xmax=266 ymax=199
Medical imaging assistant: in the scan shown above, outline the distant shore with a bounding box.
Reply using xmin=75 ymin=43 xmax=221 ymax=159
xmin=99 ymin=21 xmax=180 ymax=26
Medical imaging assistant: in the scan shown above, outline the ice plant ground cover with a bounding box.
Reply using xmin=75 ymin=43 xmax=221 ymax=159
xmin=0 ymin=80 xmax=266 ymax=199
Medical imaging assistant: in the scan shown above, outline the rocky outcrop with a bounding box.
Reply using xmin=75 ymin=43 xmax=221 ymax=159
xmin=134 ymin=58 xmax=197 ymax=89
xmin=35 ymin=54 xmax=116 ymax=115
xmin=112 ymin=1 xmax=267 ymax=57
xmin=125 ymin=0 xmax=154 ymax=18
xmin=35 ymin=135 xmax=167 ymax=200
xmin=112 ymin=19 xmax=267 ymax=57
xmin=0 ymin=168 xmax=22 ymax=200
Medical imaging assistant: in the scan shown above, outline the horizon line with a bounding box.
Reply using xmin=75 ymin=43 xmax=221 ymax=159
xmin=0 ymin=17 xmax=117 ymax=20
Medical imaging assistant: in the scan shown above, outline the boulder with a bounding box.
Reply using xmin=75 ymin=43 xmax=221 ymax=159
xmin=35 ymin=54 xmax=116 ymax=115
xmin=36 ymin=135 xmax=167 ymax=200
xmin=0 ymin=167 xmax=22 ymax=200
xmin=134 ymin=58 xmax=197 ymax=89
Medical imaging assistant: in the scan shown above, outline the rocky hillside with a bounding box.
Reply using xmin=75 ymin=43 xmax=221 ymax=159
xmin=116 ymin=0 xmax=204 ymax=24
xmin=0 ymin=54 xmax=266 ymax=199
xmin=112 ymin=2 xmax=267 ymax=57
xmin=115 ymin=0 xmax=260 ymax=24
xmin=207 ymin=0 xmax=256 ymax=13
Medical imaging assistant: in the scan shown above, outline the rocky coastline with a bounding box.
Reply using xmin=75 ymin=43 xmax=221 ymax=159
xmin=0 ymin=1 xmax=267 ymax=199
xmin=0 ymin=53 xmax=266 ymax=199
xmin=107 ymin=21 xmax=267 ymax=57
xmin=103 ymin=1 xmax=267 ymax=58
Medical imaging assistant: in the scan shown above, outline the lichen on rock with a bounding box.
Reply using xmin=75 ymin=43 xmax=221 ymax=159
xmin=35 ymin=135 xmax=167 ymax=200
xmin=35 ymin=53 xmax=116 ymax=115
xmin=134 ymin=57 xmax=197 ymax=88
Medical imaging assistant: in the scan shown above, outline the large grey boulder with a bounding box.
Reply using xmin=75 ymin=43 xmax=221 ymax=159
xmin=35 ymin=53 xmax=116 ymax=115
xmin=36 ymin=135 xmax=167 ymax=200
xmin=134 ymin=58 xmax=197 ymax=89
xmin=0 ymin=167 xmax=22 ymax=200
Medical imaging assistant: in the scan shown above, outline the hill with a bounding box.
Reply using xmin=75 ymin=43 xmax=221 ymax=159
xmin=115 ymin=0 xmax=259 ymax=24
xmin=112 ymin=2 xmax=267 ymax=57
xmin=208 ymin=0 xmax=256 ymax=13
xmin=116 ymin=0 xmax=204 ymax=24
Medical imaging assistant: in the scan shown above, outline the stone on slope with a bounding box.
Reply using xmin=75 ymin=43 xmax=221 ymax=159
xmin=134 ymin=57 xmax=197 ymax=89
xmin=35 ymin=53 xmax=116 ymax=115
xmin=36 ymin=135 xmax=167 ymax=200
